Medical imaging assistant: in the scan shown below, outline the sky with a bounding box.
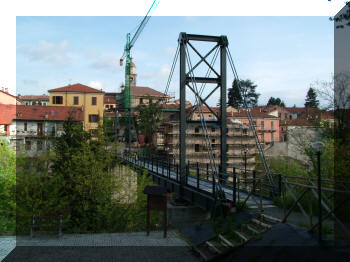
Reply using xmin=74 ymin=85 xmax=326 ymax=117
xmin=16 ymin=15 xmax=334 ymax=107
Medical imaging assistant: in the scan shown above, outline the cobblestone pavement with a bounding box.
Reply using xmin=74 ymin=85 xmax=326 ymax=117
xmin=1 ymin=231 xmax=199 ymax=262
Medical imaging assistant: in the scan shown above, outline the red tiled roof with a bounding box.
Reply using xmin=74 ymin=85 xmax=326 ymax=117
xmin=161 ymin=104 xmax=180 ymax=110
xmin=285 ymin=107 xmax=307 ymax=113
xmin=280 ymin=118 xmax=316 ymax=127
xmin=229 ymin=111 xmax=279 ymax=119
xmin=104 ymin=97 xmax=116 ymax=104
xmin=129 ymin=86 xmax=169 ymax=97
xmin=0 ymin=104 xmax=16 ymax=124
xmin=17 ymin=95 xmax=49 ymax=101
xmin=49 ymin=83 xmax=104 ymax=93
xmin=15 ymin=105 xmax=84 ymax=122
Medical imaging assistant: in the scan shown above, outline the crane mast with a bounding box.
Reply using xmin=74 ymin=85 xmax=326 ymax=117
xmin=119 ymin=0 xmax=159 ymax=151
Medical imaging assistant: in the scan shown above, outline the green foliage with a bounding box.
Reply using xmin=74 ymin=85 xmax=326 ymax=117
xmin=304 ymin=87 xmax=319 ymax=108
xmin=136 ymin=97 xmax=162 ymax=146
xmin=103 ymin=116 xmax=116 ymax=143
xmin=305 ymin=139 xmax=334 ymax=180
xmin=267 ymin=97 xmax=285 ymax=107
xmin=0 ymin=142 xmax=16 ymax=234
xmin=14 ymin=117 xmax=160 ymax=235
xmin=256 ymin=156 xmax=309 ymax=178
xmin=228 ymin=79 xmax=260 ymax=108
xmin=235 ymin=201 xmax=250 ymax=212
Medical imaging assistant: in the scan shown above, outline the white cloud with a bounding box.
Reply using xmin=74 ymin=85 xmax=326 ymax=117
xmin=88 ymin=81 xmax=104 ymax=90
xmin=90 ymin=55 xmax=119 ymax=70
xmin=18 ymin=40 xmax=75 ymax=66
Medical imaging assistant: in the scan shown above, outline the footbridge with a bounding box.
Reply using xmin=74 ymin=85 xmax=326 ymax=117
xmin=118 ymin=153 xmax=277 ymax=215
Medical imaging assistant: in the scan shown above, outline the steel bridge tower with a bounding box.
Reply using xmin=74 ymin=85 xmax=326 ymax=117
xmin=178 ymin=33 xmax=228 ymax=196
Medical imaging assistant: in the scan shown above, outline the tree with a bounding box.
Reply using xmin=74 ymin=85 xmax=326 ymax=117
xmin=136 ymin=97 xmax=162 ymax=147
xmin=267 ymin=97 xmax=285 ymax=107
xmin=304 ymin=87 xmax=319 ymax=108
xmin=0 ymin=141 xmax=16 ymax=233
xmin=49 ymin=117 xmax=115 ymax=231
xmin=228 ymin=79 xmax=260 ymax=108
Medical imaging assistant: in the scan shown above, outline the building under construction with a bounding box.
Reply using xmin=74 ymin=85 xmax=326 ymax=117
xmin=154 ymin=120 xmax=256 ymax=174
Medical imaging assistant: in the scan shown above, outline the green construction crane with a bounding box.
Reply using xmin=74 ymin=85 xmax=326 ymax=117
xmin=119 ymin=0 xmax=159 ymax=152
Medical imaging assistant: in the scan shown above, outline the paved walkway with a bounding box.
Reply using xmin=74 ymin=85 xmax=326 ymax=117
xmin=1 ymin=231 xmax=199 ymax=262
xmin=0 ymin=237 xmax=15 ymax=262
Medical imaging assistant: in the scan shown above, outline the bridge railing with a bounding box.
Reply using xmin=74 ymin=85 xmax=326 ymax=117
xmin=119 ymin=153 xmax=280 ymax=203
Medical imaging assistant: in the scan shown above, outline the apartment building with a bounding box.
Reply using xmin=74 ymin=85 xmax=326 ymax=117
xmin=48 ymin=83 xmax=104 ymax=132
xmin=155 ymin=120 xmax=256 ymax=173
xmin=0 ymin=104 xmax=83 ymax=155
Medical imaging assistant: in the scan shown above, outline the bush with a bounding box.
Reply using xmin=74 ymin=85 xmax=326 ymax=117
xmin=15 ymin=118 xmax=161 ymax=235
xmin=0 ymin=142 xmax=16 ymax=234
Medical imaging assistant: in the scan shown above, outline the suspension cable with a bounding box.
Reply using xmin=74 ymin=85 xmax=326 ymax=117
xmin=163 ymin=43 xmax=180 ymax=99
xmin=226 ymin=46 xmax=275 ymax=190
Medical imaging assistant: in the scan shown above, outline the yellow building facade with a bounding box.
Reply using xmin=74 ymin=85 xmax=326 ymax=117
xmin=48 ymin=83 xmax=104 ymax=132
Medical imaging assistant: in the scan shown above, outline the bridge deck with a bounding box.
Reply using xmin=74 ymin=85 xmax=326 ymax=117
xmin=120 ymin=155 xmax=274 ymax=211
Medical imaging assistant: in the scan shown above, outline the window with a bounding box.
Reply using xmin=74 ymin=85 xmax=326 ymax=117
xmin=253 ymin=121 xmax=257 ymax=126
xmin=261 ymin=121 xmax=264 ymax=128
xmin=212 ymin=139 xmax=215 ymax=143
xmin=73 ymin=96 xmax=79 ymax=105
xmin=92 ymin=97 xmax=97 ymax=105
xmin=52 ymin=96 xmax=63 ymax=104
xmin=25 ymin=140 xmax=31 ymax=151
xmin=211 ymin=127 xmax=215 ymax=132
xmin=271 ymin=132 xmax=274 ymax=142
xmin=24 ymin=122 xmax=27 ymax=131
xmin=37 ymin=140 xmax=43 ymax=151
xmin=195 ymin=127 xmax=199 ymax=133
xmin=271 ymin=121 xmax=274 ymax=129
xmin=89 ymin=114 xmax=99 ymax=123
xmin=195 ymin=144 xmax=200 ymax=152
xmin=243 ymin=129 xmax=247 ymax=135
xmin=140 ymin=98 xmax=144 ymax=104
